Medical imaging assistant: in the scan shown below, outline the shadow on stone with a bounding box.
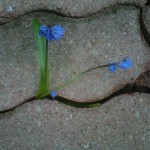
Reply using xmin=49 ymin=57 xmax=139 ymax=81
xmin=139 ymin=8 xmax=150 ymax=47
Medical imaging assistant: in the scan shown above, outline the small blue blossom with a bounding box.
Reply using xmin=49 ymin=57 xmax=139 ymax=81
xmin=39 ymin=25 xmax=65 ymax=41
xmin=51 ymin=25 xmax=65 ymax=40
xmin=39 ymin=25 xmax=49 ymax=38
xmin=117 ymin=57 xmax=133 ymax=69
xmin=108 ymin=57 xmax=133 ymax=73
xmin=108 ymin=64 xmax=117 ymax=73
xmin=50 ymin=90 xmax=57 ymax=100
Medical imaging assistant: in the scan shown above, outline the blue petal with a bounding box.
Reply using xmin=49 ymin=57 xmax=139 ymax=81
xmin=51 ymin=25 xmax=65 ymax=40
xmin=39 ymin=25 xmax=65 ymax=41
xmin=47 ymin=29 xmax=54 ymax=41
xmin=50 ymin=90 xmax=57 ymax=98
xmin=108 ymin=64 xmax=117 ymax=72
xmin=39 ymin=25 xmax=48 ymax=32
xmin=39 ymin=25 xmax=49 ymax=38
xmin=118 ymin=57 xmax=133 ymax=69
xmin=52 ymin=33 xmax=64 ymax=40
xmin=52 ymin=25 xmax=65 ymax=32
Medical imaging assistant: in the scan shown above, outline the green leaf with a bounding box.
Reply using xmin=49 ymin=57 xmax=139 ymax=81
xmin=32 ymin=19 xmax=50 ymax=99
xmin=63 ymin=102 xmax=101 ymax=108
xmin=56 ymin=97 xmax=100 ymax=107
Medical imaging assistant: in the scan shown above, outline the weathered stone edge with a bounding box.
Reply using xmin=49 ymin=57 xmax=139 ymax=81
xmin=0 ymin=2 xmax=146 ymax=24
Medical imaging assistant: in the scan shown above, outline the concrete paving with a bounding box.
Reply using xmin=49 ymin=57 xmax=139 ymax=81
xmin=1 ymin=6 xmax=150 ymax=111
xmin=0 ymin=0 xmax=147 ymax=24
xmin=0 ymin=93 xmax=149 ymax=150
xmin=0 ymin=1 xmax=150 ymax=149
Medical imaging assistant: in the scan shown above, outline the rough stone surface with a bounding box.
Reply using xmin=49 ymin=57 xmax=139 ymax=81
xmin=49 ymin=6 xmax=150 ymax=102
xmin=1 ymin=6 xmax=150 ymax=111
xmin=0 ymin=17 xmax=38 ymax=111
xmin=143 ymin=6 xmax=150 ymax=35
xmin=0 ymin=93 xmax=150 ymax=150
xmin=0 ymin=0 xmax=147 ymax=24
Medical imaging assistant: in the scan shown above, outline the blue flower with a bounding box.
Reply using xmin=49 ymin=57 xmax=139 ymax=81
xmin=108 ymin=57 xmax=133 ymax=73
xmin=108 ymin=64 xmax=117 ymax=72
xmin=39 ymin=25 xmax=65 ymax=41
xmin=117 ymin=57 xmax=133 ymax=69
xmin=50 ymin=90 xmax=57 ymax=100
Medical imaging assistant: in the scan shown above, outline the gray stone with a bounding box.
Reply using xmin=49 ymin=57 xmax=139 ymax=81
xmin=0 ymin=0 xmax=147 ymax=24
xmin=48 ymin=6 xmax=150 ymax=102
xmin=1 ymin=6 xmax=150 ymax=111
xmin=0 ymin=93 xmax=150 ymax=150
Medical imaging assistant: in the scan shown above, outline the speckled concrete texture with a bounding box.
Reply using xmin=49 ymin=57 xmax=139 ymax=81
xmin=47 ymin=6 xmax=150 ymax=102
xmin=0 ymin=0 xmax=147 ymax=24
xmin=0 ymin=17 xmax=38 ymax=111
xmin=0 ymin=1 xmax=150 ymax=149
xmin=1 ymin=6 xmax=150 ymax=111
xmin=0 ymin=93 xmax=149 ymax=150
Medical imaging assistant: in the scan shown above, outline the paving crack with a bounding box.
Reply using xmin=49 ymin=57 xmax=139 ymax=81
xmin=139 ymin=8 xmax=150 ymax=47
xmin=0 ymin=3 xmax=150 ymax=115
xmin=0 ymin=97 xmax=35 ymax=115
xmin=146 ymin=0 xmax=150 ymax=6
xmin=0 ymin=4 xmax=142 ymax=26
xmin=0 ymin=82 xmax=149 ymax=115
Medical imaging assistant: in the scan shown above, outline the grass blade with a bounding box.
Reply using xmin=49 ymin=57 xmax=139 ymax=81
xmin=53 ymin=64 xmax=112 ymax=91
xmin=32 ymin=19 xmax=50 ymax=99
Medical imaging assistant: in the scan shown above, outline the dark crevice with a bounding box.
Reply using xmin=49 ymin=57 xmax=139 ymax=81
xmin=49 ymin=84 xmax=150 ymax=107
xmin=0 ymin=4 xmax=142 ymax=26
xmin=146 ymin=0 xmax=150 ymax=6
xmin=98 ymin=85 xmax=150 ymax=105
xmin=139 ymin=8 xmax=150 ymax=47
xmin=0 ymin=83 xmax=149 ymax=115
xmin=0 ymin=9 xmax=69 ymax=25
xmin=0 ymin=97 xmax=35 ymax=115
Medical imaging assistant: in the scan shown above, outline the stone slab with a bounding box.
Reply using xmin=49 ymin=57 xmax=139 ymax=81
xmin=0 ymin=17 xmax=38 ymax=111
xmin=0 ymin=0 xmax=147 ymax=24
xmin=48 ymin=6 xmax=150 ymax=102
xmin=0 ymin=93 xmax=150 ymax=150
xmin=1 ymin=6 xmax=150 ymax=111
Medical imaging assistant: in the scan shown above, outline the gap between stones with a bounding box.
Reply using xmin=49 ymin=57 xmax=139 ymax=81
xmin=0 ymin=3 xmax=149 ymax=46
xmin=139 ymin=8 xmax=150 ymax=46
xmin=0 ymin=84 xmax=150 ymax=115
xmin=146 ymin=0 xmax=150 ymax=6
xmin=0 ymin=3 xmax=150 ymax=115
xmin=0 ymin=3 xmax=143 ymax=25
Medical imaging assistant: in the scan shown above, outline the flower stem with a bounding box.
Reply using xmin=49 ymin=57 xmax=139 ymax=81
xmin=52 ymin=63 xmax=115 ymax=91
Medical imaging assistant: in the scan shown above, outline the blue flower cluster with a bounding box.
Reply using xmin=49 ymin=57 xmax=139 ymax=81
xmin=39 ymin=25 xmax=65 ymax=41
xmin=108 ymin=57 xmax=133 ymax=72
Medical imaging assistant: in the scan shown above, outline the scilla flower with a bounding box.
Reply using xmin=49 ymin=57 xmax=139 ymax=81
xmin=50 ymin=90 xmax=57 ymax=100
xmin=117 ymin=57 xmax=133 ymax=69
xmin=108 ymin=63 xmax=117 ymax=73
xmin=39 ymin=25 xmax=65 ymax=41
xmin=108 ymin=57 xmax=133 ymax=72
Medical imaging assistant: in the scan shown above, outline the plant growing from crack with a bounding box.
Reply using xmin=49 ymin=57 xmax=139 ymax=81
xmin=32 ymin=19 xmax=133 ymax=107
